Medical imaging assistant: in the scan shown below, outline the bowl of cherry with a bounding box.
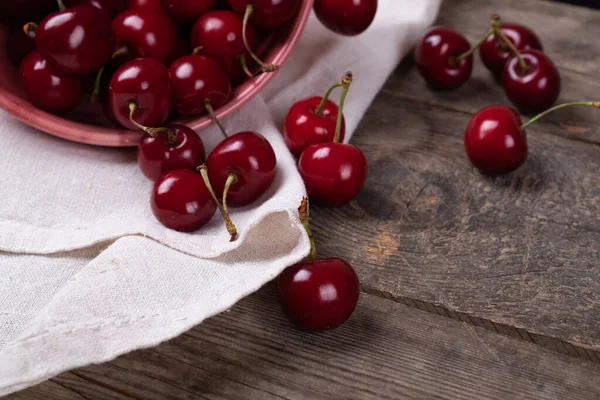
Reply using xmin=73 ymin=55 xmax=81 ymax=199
xmin=0 ymin=0 xmax=314 ymax=146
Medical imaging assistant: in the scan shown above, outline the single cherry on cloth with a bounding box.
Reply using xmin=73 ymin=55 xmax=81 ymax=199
xmin=284 ymin=72 xmax=348 ymax=156
xmin=109 ymin=57 xmax=172 ymax=130
xmin=7 ymin=24 xmax=37 ymax=67
xmin=168 ymin=54 xmax=232 ymax=116
xmin=190 ymin=10 xmax=257 ymax=78
xmin=277 ymin=198 xmax=360 ymax=332
xmin=479 ymin=19 xmax=543 ymax=79
xmin=314 ymin=0 xmax=377 ymax=36
xmin=502 ymin=49 xmax=561 ymax=114
xmin=33 ymin=2 xmax=115 ymax=75
xmin=161 ymin=0 xmax=217 ymax=23
xmin=112 ymin=9 xmax=177 ymax=64
xmin=127 ymin=0 xmax=163 ymax=11
xmin=298 ymin=72 xmax=367 ymax=206
xmin=19 ymin=51 xmax=83 ymax=113
xmin=151 ymin=169 xmax=216 ymax=232
xmin=228 ymin=0 xmax=300 ymax=30
xmin=64 ymin=0 xmax=126 ymax=18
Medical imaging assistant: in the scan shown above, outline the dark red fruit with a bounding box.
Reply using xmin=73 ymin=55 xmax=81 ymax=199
xmin=227 ymin=0 xmax=300 ymax=30
xmin=113 ymin=9 xmax=177 ymax=64
xmin=298 ymin=143 xmax=367 ymax=206
xmin=126 ymin=0 xmax=163 ymax=11
xmin=109 ymin=58 xmax=172 ymax=129
xmin=314 ymin=0 xmax=377 ymax=36
xmin=138 ymin=125 xmax=206 ymax=181
xmin=168 ymin=55 xmax=231 ymax=116
xmin=35 ymin=6 xmax=115 ymax=75
xmin=19 ymin=51 xmax=83 ymax=113
xmin=206 ymin=131 xmax=277 ymax=207
xmin=415 ymin=26 xmax=473 ymax=90
xmin=151 ymin=169 xmax=217 ymax=232
xmin=284 ymin=96 xmax=345 ymax=156
xmin=191 ymin=10 xmax=257 ymax=78
xmin=6 ymin=24 xmax=37 ymax=67
xmin=278 ymin=258 xmax=360 ymax=331
xmin=479 ymin=23 xmax=542 ymax=79
xmin=160 ymin=0 xmax=217 ymax=23
xmin=64 ymin=0 xmax=127 ymax=18
xmin=464 ymin=105 xmax=527 ymax=175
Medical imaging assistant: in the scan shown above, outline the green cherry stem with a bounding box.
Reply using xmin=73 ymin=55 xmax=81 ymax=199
xmin=57 ymin=0 xmax=66 ymax=11
xmin=315 ymin=80 xmax=344 ymax=117
xmin=242 ymin=5 xmax=279 ymax=74
xmin=239 ymin=54 xmax=254 ymax=78
xmin=519 ymin=101 xmax=600 ymax=131
xmin=198 ymin=165 xmax=238 ymax=242
xmin=333 ymin=71 xmax=353 ymax=144
xmin=128 ymin=102 xmax=177 ymax=144
xmin=222 ymin=173 xmax=237 ymax=221
xmin=454 ymin=27 xmax=495 ymax=63
xmin=298 ymin=196 xmax=317 ymax=261
xmin=203 ymin=100 xmax=228 ymax=139
xmin=491 ymin=14 xmax=528 ymax=72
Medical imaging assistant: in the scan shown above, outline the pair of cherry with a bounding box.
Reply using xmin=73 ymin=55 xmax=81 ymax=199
xmin=415 ymin=15 xmax=561 ymax=115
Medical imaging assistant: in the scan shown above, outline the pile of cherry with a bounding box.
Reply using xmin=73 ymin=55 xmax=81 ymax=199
xmin=415 ymin=14 xmax=600 ymax=176
xmin=2 ymin=0 xmax=379 ymax=332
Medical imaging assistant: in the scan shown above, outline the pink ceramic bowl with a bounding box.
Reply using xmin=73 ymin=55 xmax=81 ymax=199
xmin=0 ymin=1 xmax=313 ymax=147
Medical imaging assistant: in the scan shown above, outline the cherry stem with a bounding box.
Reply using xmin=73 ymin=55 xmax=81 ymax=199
xmin=56 ymin=0 xmax=66 ymax=11
xmin=519 ymin=101 xmax=600 ymax=131
xmin=198 ymin=165 xmax=238 ymax=242
xmin=23 ymin=22 xmax=37 ymax=35
xmin=222 ymin=173 xmax=236 ymax=221
xmin=333 ymin=72 xmax=353 ymax=143
xmin=90 ymin=47 xmax=129 ymax=103
xmin=128 ymin=102 xmax=177 ymax=144
xmin=298 ymin=197 xmax=317 ymax=261
xmin=192 ymin=46 xmax=203 ymax=55
xmin=491 ymin=14 xmax=528 ymax=72
xmin=242 ymin=5 xmax=279 ymax=74
xmin=315 ymin=81 xmax=343 ymax=116
xmin=203 ymin=100 xmax=228 ymax=139
xmin=239 ymin=54 xmax=254 ymax=78
xmin=453 ymin=27 xmax=494 ymax=63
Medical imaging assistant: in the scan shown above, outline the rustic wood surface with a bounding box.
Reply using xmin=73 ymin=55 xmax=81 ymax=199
xmin=7 ymin=0 xmax=600 ymax=398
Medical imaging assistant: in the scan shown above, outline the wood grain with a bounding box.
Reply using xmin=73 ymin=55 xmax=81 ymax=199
xmin=8 ymin=286 xmax=600 ymax=400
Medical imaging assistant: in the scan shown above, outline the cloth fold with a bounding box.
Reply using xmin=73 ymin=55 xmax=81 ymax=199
xmin=0 ymin=1 xmax=440 ymax=395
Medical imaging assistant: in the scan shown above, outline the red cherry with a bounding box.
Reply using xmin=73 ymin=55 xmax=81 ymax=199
xmin=278 ymin=258 xmax=360 ymax=331
xmin=160 ymin=0 xmax=216 ymax=23
xmin=190 ymin=10 xmax=257 ymax=78
xmin=19 ymin=51 xmax=83 ymax=113
xmin=415 ymin=26 xmax=473 ymax=90
xmin=227 ymin=0 xmax=300 ymax=30
xmin=112 ymin=9 xmax=177 ymax=64
xmin=63 ymin=0 xmax=126 ymax=18
xmin=479 ymin=22 xmax=542 ymax=79
xmin=284 ymin=96 xmax=345 ymax=156
xmin=206 ymin=131 xmax=277 ymax=207
xmin=314 ymin=0 xmax=377 ymax=36
xmin=168 ymin=55 xmax=232 ymax=116
xmin=35 ymin=6 xmax=115 ymax=75
xmin=7 ymin=24 xmax=37 ymax=67
xmin=502 ymin=49 xmax=561 ymax=114
xmin=126 ymin=0 xmax=163 ymax=12
xmin=464 ymin=105 xmax=528 ymax=175
xmin=151 ymin=169 xmax=217 ymax=232
xmin=108 ymin=58 xmax=172 ymax=129
xmin=138 ymin=124 xmax=206 ymax=181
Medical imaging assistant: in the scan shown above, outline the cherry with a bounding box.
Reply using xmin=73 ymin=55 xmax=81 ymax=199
xmin=136 ymin=123 xmax=206 ymax=181
xmin=414 ymin=26 xmax=473 ymax=90
xmin=277 ymin=198 xmax=360 ymax=331
xmin=160 ymin=0 xmax=217 ymax=23
xmin=502 ymin=49 xmax=561 ymax=114
xmin=314 ymin=0 xmax=377 ymax=36
xmin=190 ymin=10 xmax=258 ymax=78
xmin=479 ymin=21 xmax=542 ymax=80
xmin=108 ymin=58 xmax=172 ymax=130
xmin=168 ymin=55 xmax=232 ymax=116
xmin=33 ymin=3 xmax=115 ymax=75
xmin=19 ymin=51 xmax=83 ymax=113
xmin=298 ymin=72 xmax=367 ymax=206
xmin=126 ymin=0 xmax=163 ymax=12
xmin=64 ymin=0 xmax=126 ymax=18
xmin=151 ymin=169 xmax=216 ymax=232
xmin=284 ymin=73 xmax=348 ymax=156
xmin=227 ymin=0 xmax=300 ymax=30
xmin=112 ymin=9 xmax=177 ymax=64
xmin=7 ymin=24 xmax=37 ymax=67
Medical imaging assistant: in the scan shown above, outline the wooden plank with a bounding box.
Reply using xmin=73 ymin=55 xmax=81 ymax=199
xmin=310 ymin=0 xmax=600 ymax=353
xmin=10 ymin=286 xmax=600 ymax=400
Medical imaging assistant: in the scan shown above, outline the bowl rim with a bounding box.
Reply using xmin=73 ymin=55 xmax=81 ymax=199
xmin=0 ymin=0 xmax=314 ymax=147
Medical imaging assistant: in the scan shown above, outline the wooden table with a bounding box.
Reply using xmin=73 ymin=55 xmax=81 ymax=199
xmin=9 ymin=0 xmax=600 ymax=398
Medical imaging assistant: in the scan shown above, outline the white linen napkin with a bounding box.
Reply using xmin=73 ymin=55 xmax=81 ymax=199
xmin=0 ymin=1 xmax=440 ymax=395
